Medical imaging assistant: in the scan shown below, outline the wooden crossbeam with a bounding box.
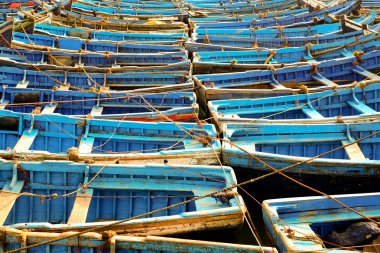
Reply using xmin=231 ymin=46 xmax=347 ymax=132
xmin=78 ymin=137 xmax=95 ymax=154
xmin=302 ymin=107 xmax=324 ymax=119
xmin=347 ymin=101 xmax=377 ymax=115
xmin=90 ymin=106 xmax=103 ymax=116
xmin=312 ymin=73 xmax=338 ymax=87
xmin=0 ymin=180 xmax=24 ymax=225
xmin=41 ymin=104 xmax=58 ymax=114
xmin=341 ymin=140 xmax=366 ymax=161
xmin=352 ymin=66 xmax=380 ymax=80
xmin=0 ymin=100 xmax=9 ymax=110
xmin=13 ymin=129 xmax=38 ymax=152
xmin=67 ymin=188 xmax=94 ymax=225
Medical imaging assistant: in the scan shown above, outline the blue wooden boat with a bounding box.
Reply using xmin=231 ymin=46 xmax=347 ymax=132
xmin=191 ymin=0 xmax=360 ymax=29
xmin=186 ymin=0 xmax=299 ymax=17
xmin=194 ymin=50 xmax=380 ymax=89
xmin=192 ymin=33 xmax=379 ymax=71
xmin=0 ymin=109 xmax=221 ymax=163
xmin=1 ymin=232 xmax=277 ymax=253
xmin=0 ymin=161 xmax=243 ymax=235
xmin=208 ymin=82 xmax=380 ymax=129
xmin=263 ymin=192 xmax=380 ymax=252
xmin=13 ymin=30 xmax=185 ymax=52
xmin=34 ymin=23 xmax=189 ymax=44
xmin=77 ymin=0 xmax=178 ymax=9
xmin=0 ymin=66 xmax=191 ymax=90
xmin=193 ymin=13 xmax=375 ymax=38
xmin=190 ymin=24 xmax=379 ymax=50
xmin=188 ymin=8 xmax=308 ymax=23
xmin=49 ymin=10 xmax=188 ymax=32
xmin=0 ymin=87 xmax=198 ymax=122
xmin=223 ymin=120 xmax=380 ymax=177
xmin=0 ymin=46 xmax=188 ymax=66
xmin=70 ymin=3 xmax=187 ymax=19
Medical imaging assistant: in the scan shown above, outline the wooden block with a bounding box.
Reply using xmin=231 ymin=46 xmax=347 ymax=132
xmin=13 ymin=129 xmax=38 ymax=152
xmin=341 ymin=140 xmax=366 ymax=161
xmin=0 ymin=100 xmax=9 ymax=110
xmin=0 ymin=181 xmax=24 ymax=225
xmin=78 ymin=137 xmax=95 ymax=154
xmin=41 ymin=104 xmax=58 ymax=114
xmin=90 ymin=106 xmax=103 ymax=116
xmin=15 ymin=81 xmax=29 ymax=89
xmin=67 ymin=188 xmax=94 ymax=225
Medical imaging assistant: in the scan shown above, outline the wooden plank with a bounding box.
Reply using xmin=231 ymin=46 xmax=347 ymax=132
xmin=78 ymin=137 xmax=95 ymax=153
xmin=347 ymin=101 xmax=377 ymax=115
xmin=15 ymin=81 xmax=29 ymax=89
xmin=13 ymin=129 xmax=38 ymax=152
xmin=312 ymin=73 xmax=338 ymax=87
xmin=0 ymin=181 xmax=24 ymax=225
xmin=341 ymin=140 xmax=366 ymax=161
xmin=0 ymin=100 xmax=9 ymax=110
xmin=352 ymin=66 xmax=380 ymax=80
xmin=90 ymin=106 xmax=103 ymax=116
xmin=41 ymin=104 xmax=58 ymax=114
xmin=302 ymin=107 xmax=324 ymax=119
xmin=57 ymin=85 xmax=70 ymax=91
xmin=67 ymin=188 xmax=94 ymax=225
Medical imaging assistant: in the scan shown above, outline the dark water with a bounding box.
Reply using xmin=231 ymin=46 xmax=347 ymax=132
xmin=234 ymin=167 xmax=380 ymax=246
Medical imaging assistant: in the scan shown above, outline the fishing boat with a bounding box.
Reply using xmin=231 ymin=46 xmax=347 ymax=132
xmin=2 ymin=231 xmax=278 ymax=253
xmin=208 ymin=82 xmax=380 ymax=127
xmin=192 ymin=33 xmax=379 ymax=73
xmin=0 ymin=46 xmax=189 ymax=68
xmin=190 ymin=0 xmax=360 ymax=29
xmin=0 ymin=87 xmax=198 ymax=122
xmin=194 ymin=50 xmax=380 ymax=89
xmin=262 ymin=192 xmax=380 ymax=252
xmin=0 ymin=66 xmax=191 ymax=90
xmin=222 ymin=119 xmax=380 ymax=177
xmin=48 ymin=10 xmax=189 ymax=32
xmin=33 ymin=23 xmax=189 ymax=44
xmin=0 ymin=109 xmax=220 ymax=163
xmin=0 ymin=161 xmax=244 ymax=235
xmin=192 ymin=14 xmax=375 ymax=39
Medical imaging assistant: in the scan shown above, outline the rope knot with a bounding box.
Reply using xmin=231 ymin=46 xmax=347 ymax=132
xmin=67 ymin=147 xmax=80 ymax=162
xmin=299 ymin=85 xmax=308 ymax=94
xmin=198 ymin=135 xmax=213 ymax=146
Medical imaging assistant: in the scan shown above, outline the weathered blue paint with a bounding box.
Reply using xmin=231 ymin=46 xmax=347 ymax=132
xmin=2 ymin=233 xmax=277 ymax=253
xmin=263 ymin=192 xmax=380 ymax=252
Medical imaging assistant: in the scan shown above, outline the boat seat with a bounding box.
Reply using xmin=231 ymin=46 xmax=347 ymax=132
xmin=67 ymin=188 xmax=94 ymax=225
xmin=312 ymin=73 xmax=337 ymax=87
xmin=90 ymin=105 xmax=103 ymax=116
xmin=0 ymin=163 xmax=25 ymax=226
xmin=347 ymin=101 xmax=376 ymax=115
xmin=341 ymin=140 xmax=366 ymax=161
xmin=0 ymin=100 xmax=9 ymax=110
xmin=302 ymin=107 xmax=324 ymax=119
xmin=78 ymin=137 xmax=95 ymax=154
xmin=352 ymin=66 xmax=380 ymax=80
xmin=41 ymin=104 xmax=58 ymax=114
xmin=340 ymin=49 xmax=353 ymax=58
xmin=13 ymin=129 xmax=39 ymax=152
